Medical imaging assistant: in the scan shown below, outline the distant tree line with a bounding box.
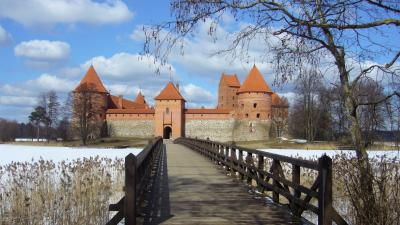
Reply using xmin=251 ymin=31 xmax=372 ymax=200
xmin=0 ymin=91 xmax=73 ymax=142
xmin=289 ymin=70 xmax=400 ymax=147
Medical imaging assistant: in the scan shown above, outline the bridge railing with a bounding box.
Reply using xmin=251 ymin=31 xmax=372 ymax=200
xmin=174 ymin=137 xmax=348 ymax=225
xmin=107 ymin=137 xmax=163 ymax=225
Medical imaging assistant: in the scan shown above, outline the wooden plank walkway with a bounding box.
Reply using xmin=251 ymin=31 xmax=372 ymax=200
xmin=141 ymin=140 xmax=302 ymax=225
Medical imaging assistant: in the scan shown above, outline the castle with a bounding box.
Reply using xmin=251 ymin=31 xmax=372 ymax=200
xmin=73 ymin=65 xmax=288 ymax=142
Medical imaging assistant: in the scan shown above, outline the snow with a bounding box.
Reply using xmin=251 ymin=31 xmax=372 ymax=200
xmin=0 ymin=144 xmax=142 ymax=165
xmin=259 ymin=149 xmax=400 ymax=160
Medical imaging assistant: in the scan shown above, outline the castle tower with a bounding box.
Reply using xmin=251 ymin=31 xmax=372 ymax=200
xmin=134 ymin=91 xmax=149 ymax=109
xmin=154 ymin=82 xmax=186 ymax=139
xmin=236 ymin=65 xmax=273 ymax=120
xmin=217 ymin=73 xmax=241 ymax=110
xmin=74 ymin=65 xmax=109 ymax=120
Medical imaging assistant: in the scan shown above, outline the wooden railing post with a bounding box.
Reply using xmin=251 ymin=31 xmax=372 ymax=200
xmin=238 ymin=149 xmax=244 ymax=180
xmin=318 ymin=155 xmax=332 ymax=225
xmin=272 ymin=159 xmax=279 ymax=203
xmin=257 ymin=154 xmax=264 ymax=191
xmin=246 ymin=152 xmax=253 ymax=185
xmin=292 ymin=164 xmax=301 ymax=216
xmin=124 ymin=153 xmax=137 ymax=225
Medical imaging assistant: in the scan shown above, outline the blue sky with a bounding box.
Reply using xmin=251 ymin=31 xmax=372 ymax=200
xmin=0 ymin=0 xmax=292 ymax=122
xmin=1 ymin=1 xmax=397 ymax=123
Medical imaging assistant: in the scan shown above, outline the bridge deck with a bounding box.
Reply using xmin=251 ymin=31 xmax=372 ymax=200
xmin=142 ymin=141 xmax=302 ymax=225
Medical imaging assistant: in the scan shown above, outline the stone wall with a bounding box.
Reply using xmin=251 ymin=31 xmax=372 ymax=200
xmin=232 ymin=120 xmax=271 ymax=142
xmin=107 ymin=120 xmax=154 ymax=138
xmin=185 ymin=120 xmax=235 ymax=142
xmin=185 ymin=119 xmax=271 ymax=142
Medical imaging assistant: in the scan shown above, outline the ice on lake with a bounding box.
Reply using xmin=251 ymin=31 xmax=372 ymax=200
xmin=0 ymin=144 xmax=142 ymax=165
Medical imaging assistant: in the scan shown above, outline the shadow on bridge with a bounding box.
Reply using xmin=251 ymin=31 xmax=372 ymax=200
xmin=141 ymin=144 xmax=174 ymax=225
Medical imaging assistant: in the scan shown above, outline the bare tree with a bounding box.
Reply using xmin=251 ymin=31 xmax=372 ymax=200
xmin=271 ymin=97 xmax=288 ymax=137
xmin=72 ymin=84 xmax=106 ymax=145
xmin=38 ymin=91 xmax=60 ymax=141
xmin=142 ymin=1 xmax=400 ymax=222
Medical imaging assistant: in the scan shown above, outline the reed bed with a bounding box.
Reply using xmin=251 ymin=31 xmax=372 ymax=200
xmin=0 ymin=156 xmax=124 ymax=225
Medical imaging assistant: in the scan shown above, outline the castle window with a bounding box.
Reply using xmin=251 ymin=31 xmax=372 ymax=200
xmin=232 ymin=96 xmax=234 ymax=100
xmin=221 ymin=96 xmax=223 ymax=100
xmin=253 ymin=103 xmax=257 ymax=108
xmin=232 ymin=104 xmax=234 ymax=107
xmin=257 ymin=113 xmax=260 ymax=118
xmin=166 ymin=107 xmax=170 ymax=114
xmin=245 ymin=113 xmax=249 ymax=118
xmin=241 ymin=104 xmax=244 ymax=108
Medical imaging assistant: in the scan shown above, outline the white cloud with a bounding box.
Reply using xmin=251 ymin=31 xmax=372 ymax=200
xmin=15 ymin=40 xmax=70 ymax=61
xmin=0 ymin=25 xmax=11 ymax=45
xmin=84 ymin=52 xmax=177 ymax=85
xmin=0 ymin=96 xmax=37 ymax=106
xmin=181 ymin=83 xmax=215 ymax=107
xmin=0 ymin=0 xmax=133 ymax=26
xmin=26 ymin=73 xmax=76 ymax=93
xmin=131 ymin=21 xmax=275 ymax=84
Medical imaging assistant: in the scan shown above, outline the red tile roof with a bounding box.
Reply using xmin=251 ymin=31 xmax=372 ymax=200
xmin=108 ymin=95 xmax=147 ymax=109
xmin=75 ymin=65 xmax=108 ymax=93
xmin=238 ymin=65 xmax=272 ymax=93
xmin=106 ymin=108 xmax=155 ymax=114
xmin=185 ymin=108 xmax=231 ymax=114
xmin=271 ymin=93 xmax=289 ymax=106
xmin=134 ymin=91 xmax=147 ymax=105
xmin=154 ymin=82 xmax=185 ymax=101
xmin=220 ymin=73 xmax=240 ymax=87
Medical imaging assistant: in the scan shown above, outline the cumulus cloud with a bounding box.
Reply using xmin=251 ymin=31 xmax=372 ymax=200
xmin=0 ymin=0 xmax=133 ymax=26
xmin=0 ymin=25 xmax=11 ymax=45
xmin=83 ymin=52 xmax=177 ymax=86
xmin=15 ymin=40 xmax=70 ymax=61
xmin=181 ymin=83 xmax=215 ymax=107
xmin=0 ymin=96 xmax=37 ymax=107
xmin=131 ymin=21 xmax=275 ymax=84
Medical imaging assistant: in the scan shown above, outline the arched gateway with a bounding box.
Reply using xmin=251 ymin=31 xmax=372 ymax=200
xmin=163 ymin=126 xmax=172 ymax=139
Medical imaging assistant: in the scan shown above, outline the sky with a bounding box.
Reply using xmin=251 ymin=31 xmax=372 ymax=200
xmin=0 ymin=0 xmax=297 ymax=122
xmin=0 ymin=1 xmax=397 ymax=123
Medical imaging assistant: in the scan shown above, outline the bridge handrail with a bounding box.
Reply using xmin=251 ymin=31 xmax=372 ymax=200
xmin=106 ymin=137 xmax=163 ymax=225
xmin=174 ymin=137 xmax=348 ymax=225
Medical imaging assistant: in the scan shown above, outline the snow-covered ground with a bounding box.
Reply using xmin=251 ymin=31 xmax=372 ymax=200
xmin=0 ymin=144 xmax=142 ymax=165
xmin=259 ymin=149 xmax=400 ymax=160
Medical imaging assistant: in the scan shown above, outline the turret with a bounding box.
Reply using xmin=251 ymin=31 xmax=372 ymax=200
xmin=217 ymin=73 xmax=241 ymax=110
xmin=236 ymin=65 xmax=272 ymax=120
xmin=74 ymin=65 xmax=109 ymax=119
xmin=154 ymin=82 xmax=186 ymax=139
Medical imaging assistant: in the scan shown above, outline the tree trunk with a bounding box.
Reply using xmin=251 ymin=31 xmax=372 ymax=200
xmin=36 ymin=124 xmax=40 ymax=141
xmin=337 ymin=52 xmax=378 ymax=222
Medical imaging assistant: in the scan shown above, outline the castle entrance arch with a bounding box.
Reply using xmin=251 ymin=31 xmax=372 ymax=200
xmin=163 ymin=126 xmax=172 ymax=139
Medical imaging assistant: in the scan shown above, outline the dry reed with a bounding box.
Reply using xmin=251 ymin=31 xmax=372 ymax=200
xmin=0 ymin=156 xmax=124 ymax=225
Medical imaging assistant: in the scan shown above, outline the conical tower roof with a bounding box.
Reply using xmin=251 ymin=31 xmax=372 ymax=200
xmin=75 ymin=65 xmax=107 ymax=93
xmin=134 ymin=91 xmax=147 ymax=105
xmin=220 ymin=73 xmax=240 ymax=87
xmin=237 ymin=65 xmax=272 ymax=93
xmin=155 ymin=82 xmax=185 ymax=101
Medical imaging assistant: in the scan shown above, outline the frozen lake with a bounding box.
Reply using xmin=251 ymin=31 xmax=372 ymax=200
xmin=0 ymin=144 xmax=142 ymax=165
xmin=260 ymin=149 xmax=400 ymax=160
xmin=0 ymin=144 xmax=398 ymax=165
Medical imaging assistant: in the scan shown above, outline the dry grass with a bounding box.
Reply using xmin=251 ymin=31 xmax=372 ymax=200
xmin=236 ymin=139 xmax=399 ymax=150
xmin=10 ymin=137 xmax=150 ymax=148
xmin=0 ymin=157 xmax=125 ymax=225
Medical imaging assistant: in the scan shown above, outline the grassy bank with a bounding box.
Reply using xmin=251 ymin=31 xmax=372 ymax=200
xmin=236 ymin=139 xmax=399 ymax=151
xmin=9 ymin=137 xmax=150 ymax=148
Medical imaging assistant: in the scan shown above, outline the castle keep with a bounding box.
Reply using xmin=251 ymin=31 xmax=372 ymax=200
xmin=74 ymin=65 xmax=288 ymax=142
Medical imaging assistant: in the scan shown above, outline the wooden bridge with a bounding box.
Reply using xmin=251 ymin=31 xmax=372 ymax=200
xmin=107 ymin=138 xmax=348 ymax=225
